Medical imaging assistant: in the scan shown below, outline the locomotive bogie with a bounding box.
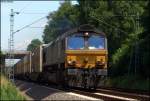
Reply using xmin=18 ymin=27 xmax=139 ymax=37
xmin=67 ymin=68 xmax=100 ymax=89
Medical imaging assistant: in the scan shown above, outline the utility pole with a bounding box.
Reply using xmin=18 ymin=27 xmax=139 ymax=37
xmin=8 ymin=9 xmax=19 ymax=82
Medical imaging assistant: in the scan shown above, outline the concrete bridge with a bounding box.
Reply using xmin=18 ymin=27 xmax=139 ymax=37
xmin=1 ymin=50 xmax=30 ymax=73
xmin=2 ymin=50 xmax=30 ymax=59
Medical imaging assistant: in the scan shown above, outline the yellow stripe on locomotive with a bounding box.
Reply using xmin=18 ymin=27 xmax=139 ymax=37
xmin=65 ymin=50 xmax=108 ymax=69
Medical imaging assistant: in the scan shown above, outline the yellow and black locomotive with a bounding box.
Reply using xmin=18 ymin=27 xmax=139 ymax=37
xmin=14 ymin=24 xmax=108 ymax=89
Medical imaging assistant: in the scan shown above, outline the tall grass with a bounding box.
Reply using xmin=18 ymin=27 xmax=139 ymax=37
xmin=0 ymin=74 xmax=26 ymax=100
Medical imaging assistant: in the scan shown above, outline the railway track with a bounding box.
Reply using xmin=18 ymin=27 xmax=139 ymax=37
xmin=69 ymin=88 xmax=129 ymax=101
xmin=97 ymin=88 xmax=150 ymax=101
xmin=98 ymin=86 xmax=149 ymax=95
xmin=68 ymin=87 xmax=148 ymax=101
xmin=96 ymin=88 xmax=150 ymax=101
xmin=44 ymin=84 xmax=149 ymax=101
xmin=16 ymin=79 xmax=150 ymax=101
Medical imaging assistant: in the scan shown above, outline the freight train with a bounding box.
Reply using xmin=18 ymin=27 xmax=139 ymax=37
xmin=14 ymin=24 xmax=108 ymax=89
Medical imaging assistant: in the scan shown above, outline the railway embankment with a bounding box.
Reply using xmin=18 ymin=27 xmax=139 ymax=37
xmin=0 ymin=74 xmax=26 ymax=100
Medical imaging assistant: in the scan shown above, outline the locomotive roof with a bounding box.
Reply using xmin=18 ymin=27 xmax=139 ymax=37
xmin=60 ymin=24 xmax=105 ymax=39
xmin=44 ymin=24 xmax=105 ymax=48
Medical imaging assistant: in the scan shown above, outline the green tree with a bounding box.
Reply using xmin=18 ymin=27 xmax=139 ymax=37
xmin=42 ymin=0 xmax=149 ymax=77
xmin=77 ymin=0 xmax=148 ymax=76
xmin=27 ymin=39 xmax=42 ymax=51
xmin=42 ymin=1 xmax=79 ymax=44
xmin=137 ymin=1 xmax=150 ymax=77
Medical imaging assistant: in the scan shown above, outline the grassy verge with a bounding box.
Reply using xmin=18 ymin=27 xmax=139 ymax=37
xmin=0 ymin=74 xmax=26 ymax=100
xmin=105 ymin=75 xmax=150 ymax=91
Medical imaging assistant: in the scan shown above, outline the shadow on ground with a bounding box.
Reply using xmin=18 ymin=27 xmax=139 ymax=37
xmin=15 ymin=80 xmax=63 ymax=100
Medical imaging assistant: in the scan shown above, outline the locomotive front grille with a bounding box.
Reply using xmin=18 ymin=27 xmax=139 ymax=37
xmin=66 ymin=50 xmax=107 ymax=69
xmin=76 ymin=55 xmax=96 ymax=64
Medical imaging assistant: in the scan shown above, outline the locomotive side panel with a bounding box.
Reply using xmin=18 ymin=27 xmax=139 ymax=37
xmin=42 ymin=39 xmax=66 ymax=85
xmin=44 ymin=39 xmax=65 ymax=66
xmin=59 ymin=39 xmax=66 ymax=63
xmin=44 ymin=44 xmax=53 ymax=66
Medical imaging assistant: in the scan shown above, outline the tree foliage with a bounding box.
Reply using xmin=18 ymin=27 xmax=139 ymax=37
xmin=27 ymin=39 xmax=42 ymax=51
xmin=42 ymin=0 xmax=149 ymax=77
xmin=42 ymin=1 xmax=79 ymax=44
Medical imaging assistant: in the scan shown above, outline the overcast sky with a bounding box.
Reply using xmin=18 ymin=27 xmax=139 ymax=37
xmin=1 ymin=1 xmax=77 ymax=51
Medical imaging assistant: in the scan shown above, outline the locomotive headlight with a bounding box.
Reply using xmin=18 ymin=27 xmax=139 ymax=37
xmin=96 ymin=56 xmax=105 ymax=62
xmin=68 ymin=60 xmax=72 ymax=64
xmin=96 ymin=56 xmax=105 ymax=66
xmin=85 ymin=32 xmax=89 ymax=36
xmin=67 ymin=56 xmax=76 ymax=66
xmin=67 ymin=60 xmax=76 ymax=66
xmin=67 ymin=56 xmax=76 ymax=61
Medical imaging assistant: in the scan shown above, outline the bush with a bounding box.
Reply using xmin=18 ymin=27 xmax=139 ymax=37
xmin=110 ymin=43 xmax=131 ymax=76
xmin=0 ymin=74 xmax=26 ymax=100
xmin=105 ymin=75 xmax=150 ymax=91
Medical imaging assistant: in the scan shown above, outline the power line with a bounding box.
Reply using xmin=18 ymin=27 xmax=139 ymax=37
xmin=28 ymin=27 xmax=45 ymax=28
xmin=19 ymin=2 xmax=32 ymax=13
xmin=21 ymin=12 xmax=48 ymax=14
xmin=91 ymin=15 xmax=128 ymax=34
xmin=13 ymin=16 xmax=46 ymax=34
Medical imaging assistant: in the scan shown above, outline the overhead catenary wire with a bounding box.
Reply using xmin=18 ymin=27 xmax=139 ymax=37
xmin=21 ymin=12 xmax=48 ymax=14
xmin=28 ymin=27 xmax=45 ymax=28
xmin=18 ymin=2 xmax=32 ymax=14
xmin=13 ymin=16 xmax=47 ymax=34
xmin=90 ymin=15 xmax=128 ymax=34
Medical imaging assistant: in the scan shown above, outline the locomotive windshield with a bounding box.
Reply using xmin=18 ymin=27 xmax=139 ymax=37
xmin=88 ymin=35 xmax=105 ymax=49
xmin=67 ymin=33 xmax=105 ymax=50
xmin=67 ymin=36 xmax=84 ymax=49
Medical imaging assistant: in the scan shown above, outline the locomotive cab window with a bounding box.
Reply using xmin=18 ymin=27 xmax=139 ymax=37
xmin=67 ymin=33 xmax=106 ymax=50
xmin=67 ymin=35 xmax=84 ymax=50
xmin=88 ymin=35 xmax=105 ymax=49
